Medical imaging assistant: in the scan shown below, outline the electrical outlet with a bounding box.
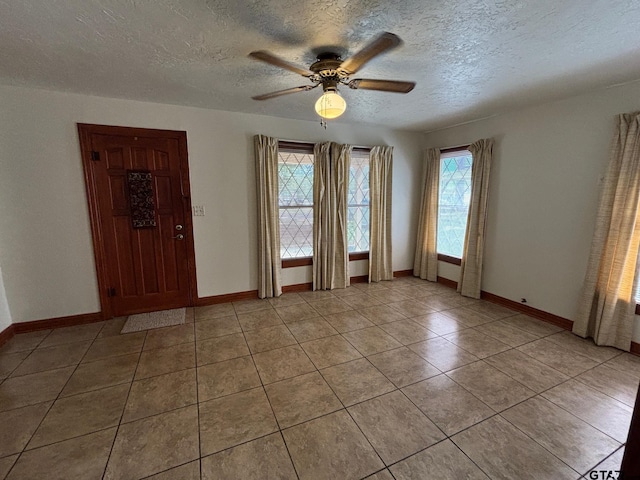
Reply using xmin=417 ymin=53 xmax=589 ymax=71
xmin=192 ymin=205 xmax=205 ymax=216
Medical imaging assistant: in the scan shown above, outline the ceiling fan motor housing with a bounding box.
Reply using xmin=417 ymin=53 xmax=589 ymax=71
xmin=310 ymin=53 xmax=350 ymax=91
xmin=310 ymin=53 xmax=342 ymax=73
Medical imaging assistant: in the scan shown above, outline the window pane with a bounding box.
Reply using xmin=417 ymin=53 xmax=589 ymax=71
xmin=278 ymin=152 xmax=314 ymax=207
xmin=348 ymin=206 xmax=370 ymax=253
xmin=348 ymin=152 xmax=370 ymax=253
xmin=348 ymin=157 xmax=370 ymax=205
xmin=279 ymin=207 xmax=313 ymax=259
xmin=278 ymin=150 xmax=314 ymax=259
xmin=437 ymin=152 xmax=473 ymax=258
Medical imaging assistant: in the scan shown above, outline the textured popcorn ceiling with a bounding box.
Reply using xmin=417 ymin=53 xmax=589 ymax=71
xmin=1 ymin=0 xmax=640 ymax=131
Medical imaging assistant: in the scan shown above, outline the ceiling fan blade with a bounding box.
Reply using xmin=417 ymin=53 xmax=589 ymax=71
xmin=249 ymin=51 xmax=312 ymax=77
xmin=252 ymin=85 xmax=317 ymax=101
xmin=339 ymin=32 xmax=402 ymax=74
xmin=348 ymin=79 xmax=416 ymax=93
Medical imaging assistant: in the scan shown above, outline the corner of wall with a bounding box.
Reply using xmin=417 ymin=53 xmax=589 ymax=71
xmin=0 ymin=264 xmax=13 ymax=331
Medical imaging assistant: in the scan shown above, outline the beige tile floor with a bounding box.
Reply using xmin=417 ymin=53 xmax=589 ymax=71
xmin=0 ymin=277 xmax=638 ymax=479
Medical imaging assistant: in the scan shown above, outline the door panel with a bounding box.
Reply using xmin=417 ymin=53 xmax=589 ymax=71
xmin=88 ymin=131 xmax=192 ymax=316
xmin=109 ymin=176 xmax=128 ymax=210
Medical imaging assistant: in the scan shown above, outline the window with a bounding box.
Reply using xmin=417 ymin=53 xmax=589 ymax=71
xmin=278 ymin=144 xmax=314 ymax=260
xmin=437 ymin=149 xmax=473 ymax=262
xmin=348 ymin=149 xmax=370 ymax=253
xmin=277 ymin=141 xmax=371 ymax=265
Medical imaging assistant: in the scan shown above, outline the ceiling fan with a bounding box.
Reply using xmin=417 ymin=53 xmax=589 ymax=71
xmin=248 ymin=32 xmax=416 ymax=120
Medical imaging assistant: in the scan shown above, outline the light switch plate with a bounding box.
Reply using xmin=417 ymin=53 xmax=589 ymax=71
xmin=192 ymin=205 xmax=205 ymax=216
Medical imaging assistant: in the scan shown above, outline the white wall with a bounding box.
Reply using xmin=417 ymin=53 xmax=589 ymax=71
xmin=0 ymin=85 xmax=423 ymax=324
xmin=423 ymin=80 xmax=640 ymax=341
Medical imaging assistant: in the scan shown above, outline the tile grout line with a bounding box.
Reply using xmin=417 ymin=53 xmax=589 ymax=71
xmin=1 ymin=329 xmax=63 ymax=381
xmin=137 ymin=459 xmax=198 ymax=480
xmin=572 ymin=373 xmax=637 ymax=409
xmin=581 ymin=444 xmax=626 ymax=477
xmin=338 ymin=361 xmax=398 ymax=473
xmin=12 ymin=328 xmax=100 ymax=435
xmin=100 ymin=327 xmax=148 ymax=480
xmin=483 ymin=367 xmax=624 ymax=476
xmin=376 ymin=310 xmax=626 ymax=476
xmin=0 ymin=322 xmax=114 ymax=400
xmin=392 ymin=385 xmax=497 ymax=478
xmin=436 ymin=340 xmax=628 ymax=466
xmin=241 ymin=295 xmax=407 ymax=476
xmin=447 ymin=437 xmax=503 ymax=480
xmin=310 ymin=351 xmax=392 ymax=473
xmin=241 ymin=307 xmax=302 ymax=480
xmin=2 ymin=321 xmax=132 ymax=479
xmin=398 ymin=369 xmax=586 ymax=478
xmin=492 ymin=406 xmax=584 ymax=477
xmin=191 ymin=313 xmax=204 ymax=480
xmin=535 ymin=379 xmax=631 ymax=445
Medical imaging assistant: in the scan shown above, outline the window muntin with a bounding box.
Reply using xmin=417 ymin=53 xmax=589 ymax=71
xmin=348 ymin=150 xmax=370 ymax=253
xmin=278 ymin=148 xmax=314 ymax=259
xmin=437 ymin=150 xmax=473 ymax=259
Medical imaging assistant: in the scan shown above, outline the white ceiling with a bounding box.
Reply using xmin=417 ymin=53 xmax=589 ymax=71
xmin=1 ymin=0 xmax=639 ymax=131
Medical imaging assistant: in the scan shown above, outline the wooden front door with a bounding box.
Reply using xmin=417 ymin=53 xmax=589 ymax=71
xmin=79 ymin=124 xmax=196 ymax=317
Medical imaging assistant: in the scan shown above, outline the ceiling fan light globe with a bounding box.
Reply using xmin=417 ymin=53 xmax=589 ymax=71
xmin=314 ymin=91 xmax=346 ymax=119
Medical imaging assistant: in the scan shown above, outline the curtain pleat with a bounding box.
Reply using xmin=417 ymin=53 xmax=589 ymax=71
xmin=413 ymin=148 xmax=440 ymax=281
xmin=369 ymin=146 xmax=393 ymax=282
xmin=313 ymin=142 xmax=352 ymax=289
xmin=332 ymin=143 xmax=351 ymax=289
xmin=573 ymin=112 xmax=640 ymax=351
xmin=458 ymin=139 xmax=493 ymax=299
xmin=313 ymin=142 xmax=331 ymax=290
xmin=254 ymin=135 xmax=282 ymax=298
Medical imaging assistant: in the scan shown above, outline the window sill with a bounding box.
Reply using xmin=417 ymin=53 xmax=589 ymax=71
xmin=282 ymin=252 xmax=370 ymax=268
xmin=282 ymin=257 xmax=313 ymax=268
xmin=437 ymin=254 xmax=462 ymax=266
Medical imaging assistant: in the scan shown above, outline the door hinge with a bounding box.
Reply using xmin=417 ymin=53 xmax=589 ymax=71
xmin=91 ymin=151 xmax=100 ymax=161
xmin=107 ymin=287 xmax=116 ymax=297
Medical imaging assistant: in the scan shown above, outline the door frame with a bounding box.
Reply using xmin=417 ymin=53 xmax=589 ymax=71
xmin=78 ymin=123 xmax=198 ymax=319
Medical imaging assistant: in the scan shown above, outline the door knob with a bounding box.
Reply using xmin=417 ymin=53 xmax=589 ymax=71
xmin=172 ymin=234 xmax=184 ymax=240
xmin=175 ymin=224 xmax=183 ymax=231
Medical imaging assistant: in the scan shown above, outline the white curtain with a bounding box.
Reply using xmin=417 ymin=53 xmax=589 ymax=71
xmin=458 ymin=139 xmax=493 ymax=299
xmin=254 ymin=135 xmax=282 ymax=298
xmin=369 ymin=146 xmax=393 ymax=282
xmin=413 ymin=148 xmax=440 ymax=281
xmin=573 ymin=112 xmax=640 ymax=351
xmin=313 ymin=142 xmax=352 ymax=290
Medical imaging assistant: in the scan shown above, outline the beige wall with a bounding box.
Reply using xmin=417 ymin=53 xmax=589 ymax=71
xmin=0 ymin=85 xmax=423 ymax=324
xmin=423 ymin=80 xmax=640 ymax=342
